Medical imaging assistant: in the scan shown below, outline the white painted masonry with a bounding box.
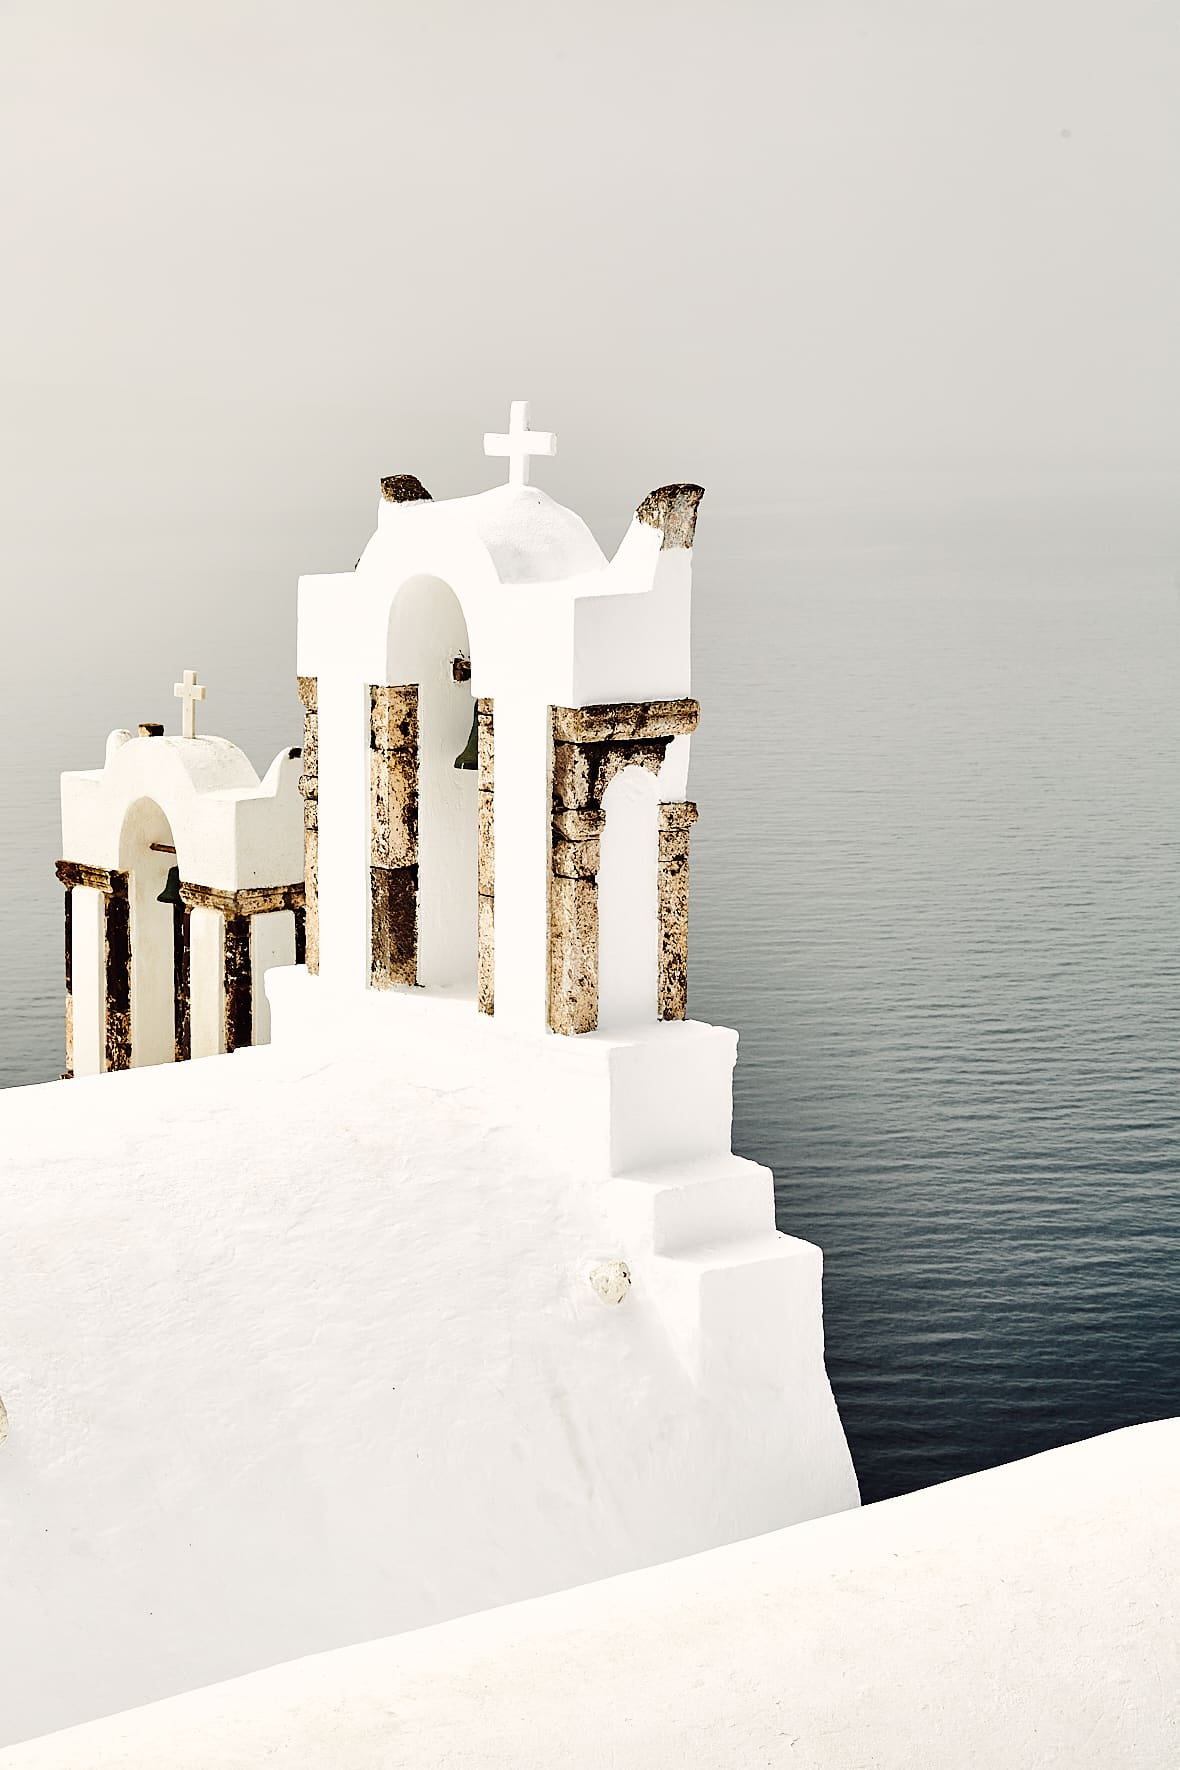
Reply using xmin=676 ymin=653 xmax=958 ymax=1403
xmin=6 ymin=1422 xmax=1175 ymax=1770
xmin=1 ymin=409 xmax=858 ymax=1750
xmin=59 ymin=727 xmax=303 ymax=1069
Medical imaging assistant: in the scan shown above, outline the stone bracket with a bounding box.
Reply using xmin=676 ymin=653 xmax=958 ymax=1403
xmin=177 ymin=882 xmax=306 ymax=917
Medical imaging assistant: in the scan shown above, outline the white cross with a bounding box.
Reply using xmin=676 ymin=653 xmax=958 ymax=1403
xmin=173 ymin=669 xmax=207 ymax=739
xmin=483 ymin=400 xmax=556 ymax=487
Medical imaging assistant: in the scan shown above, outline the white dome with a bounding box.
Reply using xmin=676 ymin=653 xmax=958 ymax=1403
xmin=376 ymin=482 xmax=607 ymax=586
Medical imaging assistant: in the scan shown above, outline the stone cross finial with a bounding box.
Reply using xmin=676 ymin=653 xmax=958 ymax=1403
xmin=483 ymin=400 xmax=556 ymax=487
xmin=173 ymin=669 xmax=207 ymax=739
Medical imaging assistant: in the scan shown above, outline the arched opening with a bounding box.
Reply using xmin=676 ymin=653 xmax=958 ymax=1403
xmin=597 ymin=765 xmax=660 ymax=1031
xmin=118 ymin=797 xmax=183 ymax=1067
xmin=376 ymin=574 xmax=478 ymax=994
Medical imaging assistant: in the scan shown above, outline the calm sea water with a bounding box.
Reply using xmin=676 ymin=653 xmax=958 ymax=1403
xmin=3 ymin=548 xmax=1177 ymax=1504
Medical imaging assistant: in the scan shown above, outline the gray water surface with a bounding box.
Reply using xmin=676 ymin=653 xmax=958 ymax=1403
xmin=3 ymin=551 xmax=1177 ymax=1503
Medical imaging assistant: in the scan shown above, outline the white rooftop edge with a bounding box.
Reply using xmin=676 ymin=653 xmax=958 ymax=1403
xmin=4 ymin=1421 xmax=1175 ymax=1769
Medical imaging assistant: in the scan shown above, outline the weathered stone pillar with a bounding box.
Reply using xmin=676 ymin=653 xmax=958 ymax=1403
xmin=548 ymin=808 xmax=604 ymax=1036
xmin=179 ymin=881 xmax=304 ymax=1054
xmin=657 ymin=801 xmax=698 ymax=1021
xmin=56 ymin=860 xmax=130 ymax=1073
xmin=61 ymin=882 xmax=74 ymax=1078
xmin=297 ymin=675 xmax=320 ymax=974
xmin=547 ymin=700 xmax=699 ymax=1036
xmin=173 ymin=899 xmax=192 ymax=1063
xmin=222 ymin=913 xmax=252 ymax=1053
xmin=103 ymin=873 xmax=132 ymax=1072
xmin=477 ymin=698 xmax=495 ymax=1015
xmin=370 ymin=684 xmax=419 ymax=988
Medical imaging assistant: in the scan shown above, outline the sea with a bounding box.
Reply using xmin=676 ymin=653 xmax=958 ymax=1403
xmin=3 ymin=514 xmax=1177 ymax=1504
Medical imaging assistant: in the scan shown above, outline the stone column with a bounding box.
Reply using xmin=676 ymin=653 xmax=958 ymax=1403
xmin=547 ymin=700 xmax=699 ymax=1037
xmin=370 ymin=684 xmax=419 ymax=989
xmin=56 ymin=861 xmax=133 ymax=1072
xmin=61 ymin=882 xmax=74 ymax=1078
xmin=657 ymin=801 xmax=698 ymax=1021
xmin=222 ymin=913 xmax=253 ymax=1053
xmin=172 ymin=899 xmax=192 ymax=1062
xmin=297 ymin=675 xmax=320 ymax=974
xmin=103 ymin=873 xmax=132 ymax=1072
xmin=180 ymin=882 xmax=305 ymax=1054
xmin=548 ymin=807 xmax=604 ymax=1036
xmin=477 ymin=698 xmax=495 ymax=1015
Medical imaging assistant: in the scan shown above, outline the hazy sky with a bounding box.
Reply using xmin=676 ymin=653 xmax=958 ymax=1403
xmin=1 ymin=1 xmax=1177 ymax=686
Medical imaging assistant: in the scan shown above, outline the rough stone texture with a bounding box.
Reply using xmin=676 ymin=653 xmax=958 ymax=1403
xmin=379 ymin=474 xmax=433 ymax=504
xmin=548 ymin=704 xmax=700 ymax=1035
xmin=371 ymin=865 xmax=419 ymax=989
xmin=657 ymin=802 xmax=698 ymax=1022
xmin=552 ymin=836 xmax=601 ymax=880
xmin=548 ymin=874 xmax=598 ymax=1036
xmin=172 ymin=902 xmax=192 ymax=1064
xmin=476 ymin=700 xmax=494 ymax=1016
xmin=55 ymin=863 xmax=134 ymax=1073
xmin=298 ymin=676 xmax=320 ymax=975
xmin=178 ymin=883 xmax=306 ymax=918
xmin=552 ymin=807 xmax=605 ymax=841
xmin=370 ymin=687 xmax=419 ymax=874
xmin=551 ymin=700 xmax=699 ymax=745
xmin=366 ymin=684 xmax=424 ymax=990
xmin=55 ymin=859 xmax=120 ymax=894
xmin=370 ymin=686 xmax=420 ymax=987
xmin=477 ymin=893 xmax=495 ymax=1018
xmin=634 ymin=483 xmax=705 ymax=551
xmin=103 ymin=874 xmax=132 ymax=1073
xmin=222 ymin=914 xmax=253 ymax=1055
xmin=451 ymin=657 xmax=472 ymax=684
xmin=476 ymin=792 xmax=495 ymax=898
xmin=370 ymin=685 xmax=419 ymax=758
xmin=62 ymin=886 xmax=74 ymax=1080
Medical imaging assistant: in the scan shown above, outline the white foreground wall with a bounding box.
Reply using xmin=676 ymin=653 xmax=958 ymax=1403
xmin=0 ymin=992 xmax=855 ymax=1749
xmin=4 ymin=1421 xmax=1175 ymax=1769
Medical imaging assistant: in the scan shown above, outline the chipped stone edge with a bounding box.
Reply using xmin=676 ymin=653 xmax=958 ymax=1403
xmin=634 ymin=483 xmax=705 ymax=551
xmin=380 ymin=474 xmax=433 ymax=504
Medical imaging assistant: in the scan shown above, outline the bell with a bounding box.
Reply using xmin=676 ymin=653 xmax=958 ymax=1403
xmin=454 ymin=705 xmax=479 ymax=771
xmin=157 ymin=865 xmax=183 ymax=906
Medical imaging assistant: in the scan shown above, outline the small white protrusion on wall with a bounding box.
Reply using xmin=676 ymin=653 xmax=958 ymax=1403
xmin=0 ymin=1394 xmax=8 ymax=1444
xmin=587 ymin=1260 xmax=632 ymax=1306
xmin=105 ymin=729 xmax=135 ymax=765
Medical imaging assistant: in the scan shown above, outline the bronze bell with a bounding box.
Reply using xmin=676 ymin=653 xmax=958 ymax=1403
xmin=454 ymin=705 xmax=479 ymax=771
xmin=157 ymin=865 xmax=183 ymax=906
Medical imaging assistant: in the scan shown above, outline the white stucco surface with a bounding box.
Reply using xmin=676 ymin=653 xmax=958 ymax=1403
xmin=304 ymin=480 xmax=693 ymax=1026
xmin=61 ymin=734 xmax=302 ymax=891
xmin=60 ymin=731 xmax=303 ymax=1070
xmin=5 ymin=1420 xmax=1174 ymax=1769
xmin=0 ymin=1003 xmax=856 ymax=1749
